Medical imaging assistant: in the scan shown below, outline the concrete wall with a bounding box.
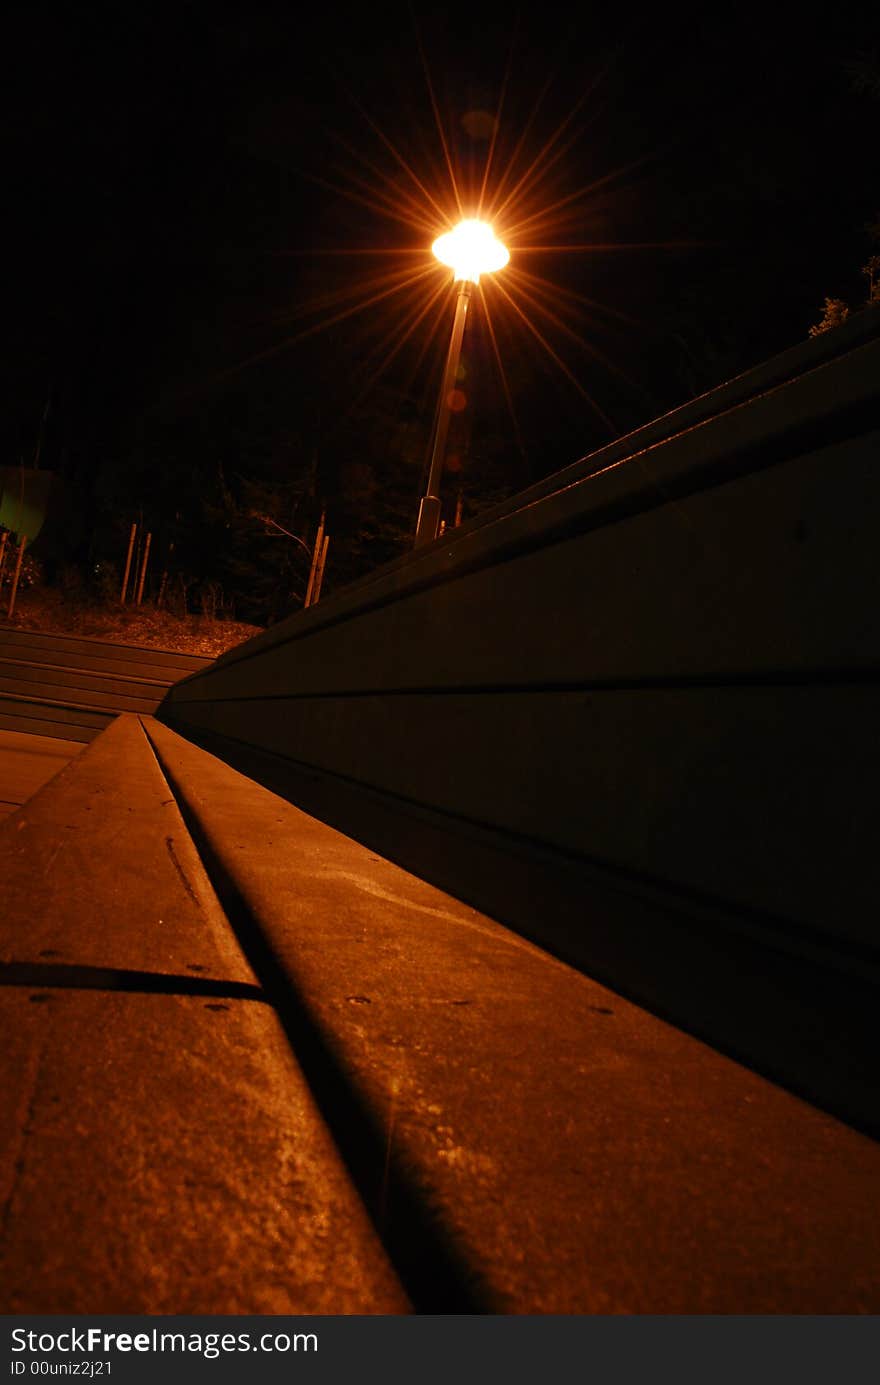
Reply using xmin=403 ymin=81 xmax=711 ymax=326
xmin=161 ymin=309 xmax=880 ymax=990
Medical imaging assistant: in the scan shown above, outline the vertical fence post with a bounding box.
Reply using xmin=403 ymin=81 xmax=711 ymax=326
xmin=121 ymin=523 xmax=137 ymax=603
xmin=304 ymin=509 xmax=325 ymax=609
xmin=313 ymin=533 xmax=330 ymax=604
xmin=7 ymin=535 xmax=27 ymax=617
xmin=0 ymin=530 xmax=9 ymax=586
xmin=135 ymin=532 xmax=152 ymax=606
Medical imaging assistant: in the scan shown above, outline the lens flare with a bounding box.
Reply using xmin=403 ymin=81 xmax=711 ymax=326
xmin=432 ymin=219 xmax=510 ymax=283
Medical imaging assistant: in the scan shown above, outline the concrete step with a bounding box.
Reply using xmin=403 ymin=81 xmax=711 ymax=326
xmin=0 ymin=627 xmax=213 ymax=680
xmin=0 ymin=629 xmax=212 ymax=736
xmin=0 ymin=714 xmax=409 ymax=1315
xmin=144 ymin=716 xmax=880 ymax=1314
xmin=0 ymin=697 xmax=113 ymax=741
xmin=0 ymin=728 xmax=83 ymax=822
xmin=4 ymin=710 xmax=877 ymax=1313
xmin=0 ymin=655 xmax=172 ymax=694
xmin=0 ymin=673 xmax=163 ymax=714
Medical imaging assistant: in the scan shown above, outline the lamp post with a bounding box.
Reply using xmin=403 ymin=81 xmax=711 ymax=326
xmin=414 ymin=219 xmax=509 ymax=547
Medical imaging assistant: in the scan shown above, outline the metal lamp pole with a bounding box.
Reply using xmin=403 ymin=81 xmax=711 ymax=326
xmin=414 ymin=279 xmax=472 ymax=547
xmin=414 ymin=219 xmax=508 ymax=549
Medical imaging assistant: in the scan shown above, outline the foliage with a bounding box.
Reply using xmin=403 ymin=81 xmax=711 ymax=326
xmin=1 ymin=580 xmax=260 ymax=659
xmin=0 ymin=552 xmax=43 ymax=591
xmin=206 ymin=471 xmax=315 ymax=626
xmin=807 ymin=213 xmax=880 ymax=336
xmin=808 ymin=297 xmax=851 ymax=336
xmin=0 ymin=526 xmax=43 ymax=590
xmin=79 ymin=332 xmax=527 ymax=619
xmin=91 ymin=559 xmax=120 ymax=605
xmin=862 ymin=254 xmax=880 ymax=303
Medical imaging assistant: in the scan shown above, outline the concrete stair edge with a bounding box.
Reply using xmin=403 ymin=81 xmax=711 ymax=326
xmin=3 ymin=708 xmax=878 ymax=1313
xmin=0 ymin=681 xmax=163 ymax=715
xmin=0 ymin=691 xmax=120 ymax=721
xmin=142 ymin=716 xmax=880 ymax=1315
xmin=0 ymin=713 xmax=99 ymax=743
xmin=0 ymin=654 xmax=178 ymax=690
xmin=0 ymin=713 xmax=409 ymax=1315
xmin=0 ymin=625 xmax=215 ymax=670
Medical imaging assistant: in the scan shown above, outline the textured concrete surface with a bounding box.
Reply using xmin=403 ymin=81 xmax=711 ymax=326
xmin=0 ymin=714 xmax=408 ymax=1314
xmin=0 ymin=728 xmax=82 ymax=821
xmin=145 ymin=718 xmax=880 ymax=1315
xmin=4 ymin=707 xmax=878 ymax=1314
xmin=161 ymin=322 xmax=880 ymax=1112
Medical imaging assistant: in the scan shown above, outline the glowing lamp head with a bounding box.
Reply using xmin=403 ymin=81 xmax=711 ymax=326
xmin=432 ymin=218 xmax=509 ymax=283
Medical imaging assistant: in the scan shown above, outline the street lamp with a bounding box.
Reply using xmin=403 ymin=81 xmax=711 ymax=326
xmin=414 ymin=218 xmax=509 ymax=547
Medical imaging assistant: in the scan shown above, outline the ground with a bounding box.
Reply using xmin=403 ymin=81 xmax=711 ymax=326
xmin=0 ymin=583 xmax=263 ymax=658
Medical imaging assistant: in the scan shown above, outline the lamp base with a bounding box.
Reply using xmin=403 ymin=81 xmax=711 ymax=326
xmin=414 ymin=494 xmax=442 ymax=548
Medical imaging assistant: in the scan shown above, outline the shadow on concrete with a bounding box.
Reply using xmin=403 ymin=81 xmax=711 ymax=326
xmin=0 ymin=960 xmax=267 ymax=1001
xmin=167 ymin=722 xmax=879 ymax=1144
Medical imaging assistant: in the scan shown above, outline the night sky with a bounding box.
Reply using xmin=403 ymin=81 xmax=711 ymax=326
xmin=5 ymin=3 xmax=878 ymax=585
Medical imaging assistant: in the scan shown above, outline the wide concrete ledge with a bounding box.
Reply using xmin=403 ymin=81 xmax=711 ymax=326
xmin=160 ymin=317 xmax=880 ymax=990
xmin=153 ymin=722 xmax=879 ymax=1143
xmin=142 ymin=718 xmax=880 ymax=1314
xmin=0 ymin=715 xmax=408 ymax=1314
xmin=157 ymin=313 xmax=880 ymax=1214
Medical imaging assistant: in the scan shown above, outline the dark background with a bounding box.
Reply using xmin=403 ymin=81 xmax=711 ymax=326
xmin=5 ymin=3 xmax=878 ymax=619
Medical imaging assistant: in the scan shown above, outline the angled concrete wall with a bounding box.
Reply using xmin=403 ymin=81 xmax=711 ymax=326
xmin=161 ymin=309 xmax=880 ymax=990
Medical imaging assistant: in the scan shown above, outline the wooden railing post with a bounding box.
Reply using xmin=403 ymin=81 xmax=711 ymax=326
xmin=121 ymin=523 xmax=137 ymax=603
xmin=6 ymin=534 xmax=27 ymax=617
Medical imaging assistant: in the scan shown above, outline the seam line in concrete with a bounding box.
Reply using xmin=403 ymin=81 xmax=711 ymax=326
xmin=0 ymin=961 xmax=268 ymax=1001
xmin=162 ymin=719 xmax=880 ymax=987
xmin=140 ymin=716 xmax=488 ymax=1314
xmin=167 ymin=666 xmax=880 ymax=706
